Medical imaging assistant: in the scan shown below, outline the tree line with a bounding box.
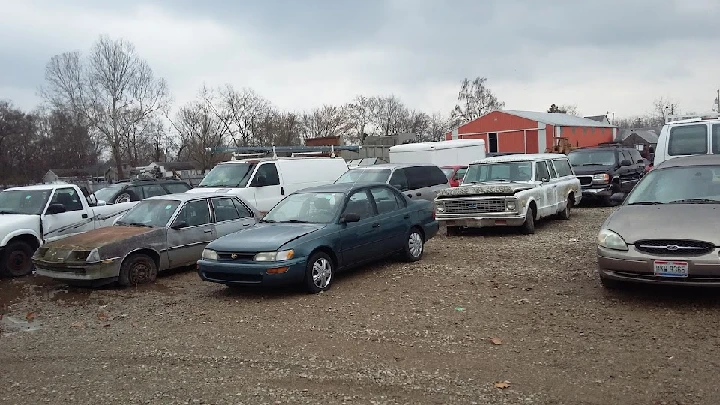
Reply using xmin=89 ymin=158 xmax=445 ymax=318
xmin=0 ymin=34 xmax=674 ymax=186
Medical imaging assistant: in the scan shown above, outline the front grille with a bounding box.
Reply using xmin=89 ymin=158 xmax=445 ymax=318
xmin=577 ymin=176 xmax=592 ymax=186
xmin=442 ymin=198 xmax=507 ymax=214
xmin=635 ymin=240 xmax=715 ymax=256
xmin=217 ymin=252 xmax=257 ymax=261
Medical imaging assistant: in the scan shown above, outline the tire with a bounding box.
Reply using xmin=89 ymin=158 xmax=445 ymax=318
xmin=403 ymin=227 xmax=425 ymax=262
xmin=446 ymin=226 xmax=461 ymax=237
xmin=603 ymin=196 xmax=619 ymax=207
xmin=114 ymin=190 xmax=137 ymax=204
xmin=520 ymin=210 xmax=536 ymax=235
xmin=558 ymin=201 xmax=571 ymax=220
xmin=1 ymin=241 xmax=34 ymax=277
xmin=600 ymin=276 xmax=622 ymax=290
xmin=304 ymin=251 xmax=334 ymax=294
xmin=118 ymin=253 xmax=158 ymax=287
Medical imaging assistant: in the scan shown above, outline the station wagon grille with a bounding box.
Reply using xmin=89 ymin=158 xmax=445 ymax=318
xmin=442 ymin=198 xmax=507 ymax=214
xmin=217 ymin=252 xmax=257 ymax=261
xmin=635 ymin=240 xmax=715 ymax=255
xmin=577 ymin=176 xmax=593 ymax=186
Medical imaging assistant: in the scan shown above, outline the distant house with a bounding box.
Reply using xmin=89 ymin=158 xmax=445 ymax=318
xmin=618 ymin=128 xmax=660 ymax=152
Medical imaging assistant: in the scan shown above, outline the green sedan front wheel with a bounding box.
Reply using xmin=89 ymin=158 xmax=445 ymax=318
xmin=304 ymin=251 xmax=334 ymax=294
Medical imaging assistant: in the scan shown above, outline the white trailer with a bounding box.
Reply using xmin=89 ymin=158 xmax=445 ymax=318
xmin=388 ymin=139 xmax=486 ymax=166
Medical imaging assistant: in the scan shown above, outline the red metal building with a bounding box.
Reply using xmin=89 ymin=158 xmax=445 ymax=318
xmin=446 ymin=110 xmax=617 ymax=154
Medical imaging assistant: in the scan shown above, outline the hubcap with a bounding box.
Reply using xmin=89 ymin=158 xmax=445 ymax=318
xmin=129 ymin=261 xmax=152 ymax=285
xmin=116 ymin=194 xmax=131 ymax=203
xmin=8 ymin=251 xmax=29 ymax=273
xmin=312 ymin=258 xmax=332 ymax=289
xmin=409 ymin=232 xmax=423 ymax=258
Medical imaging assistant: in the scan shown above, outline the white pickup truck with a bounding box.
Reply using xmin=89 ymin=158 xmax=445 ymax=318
xmin=0 ymin=184 xmax=137 ymax=277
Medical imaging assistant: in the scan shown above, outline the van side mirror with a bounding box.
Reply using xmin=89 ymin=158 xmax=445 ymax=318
xmin=620 ymin=159 xmax=632 ymax=166
xmin=46 ymin=203 xmax=66 ymax=215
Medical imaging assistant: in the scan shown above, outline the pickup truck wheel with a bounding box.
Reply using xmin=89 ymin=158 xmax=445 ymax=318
xmin=1 ymin=241 xmax=34 ymax=277
xmin=118 ymin=253 xmax=158 ymax=287
xmin=520 ymin=211 xmax=536 ymax=235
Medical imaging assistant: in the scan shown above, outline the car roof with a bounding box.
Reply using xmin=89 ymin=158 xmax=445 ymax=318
xmin=655 ymin=154 xmax=720 ymax=169
xmin=471 ymin=153 xmax=566 ymax=164
xmin=297 ymin=182 xmax=390 ymax=194
xmin=115 ymin=178 xmax=188 ymax=185
xmin=347 ymin=163 xmax=437 ymax=170
xmin=145 ymin=192 xmax=238 ymax=202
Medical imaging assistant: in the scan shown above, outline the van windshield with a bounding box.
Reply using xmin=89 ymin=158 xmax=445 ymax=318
xmin=198 ymin=163 xmax=256 ymax=188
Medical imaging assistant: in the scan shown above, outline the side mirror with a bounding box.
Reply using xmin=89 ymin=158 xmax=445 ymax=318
xmin=97 ymin=200 xmax=107 ymax=206
xmin=610 ymin=192 xmax=626 ymax=203
xmin=46 ymin=203 xmax=66 ymax=215
xmin=541 ymin=177 xmax=549 ymax=183
xmin=171 ymin=220 xmax=189 ymax=230
xmin=620 ymin=159 xmax=632 ymax=166
xmin=340 ymin=213 xmax=361 ymax=223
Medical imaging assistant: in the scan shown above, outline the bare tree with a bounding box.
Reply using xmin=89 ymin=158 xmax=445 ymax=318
xmin=42 ymin=35 xmax=169 ymax=179
xmin=301 ymin=105 xmax=351 ymax=140
xmin=345 ymin=95 xmax=376 ymax=144
xmin=651 ymin=96 xmax=680 ymax=126
xmin=397 ymin=110 xmax=430 ymax=137
xmin=547 ymin=103 xmax=580 ymax=116
xmin=425 ymin=112 xmax=451 ymax=142
xmin=211 ymin=85 xmax=273 ymax=147
xmin=450 ymin=77 xmax=504 ymax=127
xmin=372 ymin=95 xmax=408 ymax=136
xmin=170 ymin=87 xmax=229 ymax=173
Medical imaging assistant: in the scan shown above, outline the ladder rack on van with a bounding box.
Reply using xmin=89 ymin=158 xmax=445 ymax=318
xmin=206 ymin=145 xmax=361 ymax=158
xmin=666 ymin=111 xmax=720 ymax=124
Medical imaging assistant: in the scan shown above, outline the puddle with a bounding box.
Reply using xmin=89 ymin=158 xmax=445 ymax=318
xmin=0 ymin=315 xmax=43 ymax=334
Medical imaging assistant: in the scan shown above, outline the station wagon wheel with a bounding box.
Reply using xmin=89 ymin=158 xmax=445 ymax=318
xmin=558 ymin=200 xmax=571 ymax=220
xmin=304 ymin=252 xmax=334 ymax=294
xmin=403 ymin=227 xmax=424 ymax=262
xmin=520 ymin=209 xmax=536 ymax=235
xmin=118 ymin=253 xmax=158 ymax=287
xmin=1 ymin=241 xmax=34 ymax=277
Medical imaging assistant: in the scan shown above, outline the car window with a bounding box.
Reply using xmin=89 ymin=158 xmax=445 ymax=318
xmin=535 ymin=161 xmax=550 ymax=181
xmin=389 ymin=169 xmax=409 ymax=191
xmin=49 ymin=187 xmax=83 ymax=211
xmin=405 ymin=166 xmax=430 ymax=189
xmin=712 ymin=124 xmax=720 ymax=154
xmin=142 ymin=184 xmax=167 ymax=198
xmin=231 ymin=198 xmax=253 ymax=218
xmin=164 ymin=182 xmax=191 ymax=194
xmin=545 ymin=160 xmax=558 ymax=178
xmin=668 ymin=124 xmax=708 ymax=156
xmin=342 ymin=190 xmax=376 ymax=220
xmin=251 ymin=163 xmax=280 ymax=186
xmin=125 ymin=186 xmax=144 ymax=201
xmin=441 ymin=168 xmax=455 ymax=179
xmin=211 ymin=197 xmax=241 ymax=222
xmin=428 ymin=166 xmax=449 ymax=186
xmin=629 ymin=149 xmax=643 ymax=163
xmin=453 ymin=168 xmax=467 ymax=180
xmin=370 ymin=187 xmax=401 ymax=214
xmin=176 ymin=200 xmax=211 ymax=227
xmin=552 ymin=159 xmax=573 ymax=177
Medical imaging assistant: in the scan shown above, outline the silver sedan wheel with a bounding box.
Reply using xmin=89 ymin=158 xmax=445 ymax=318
xmin=312 ymin=257 xmax=332 ymax=289
xmin=409 ymin=231 xmax=423 ymax=258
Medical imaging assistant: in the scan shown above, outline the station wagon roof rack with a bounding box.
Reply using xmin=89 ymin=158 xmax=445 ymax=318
xmin=666 ymin=111 xmax=720 ymax=124
xmin=206 ymin=145 xmax=361 ymax=159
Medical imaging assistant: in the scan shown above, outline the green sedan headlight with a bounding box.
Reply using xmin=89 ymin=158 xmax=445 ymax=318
xmin=254 ymin=250 xmax=295 ymax=262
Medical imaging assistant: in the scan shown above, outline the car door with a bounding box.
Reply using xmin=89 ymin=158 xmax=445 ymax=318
xmin=369 ymin=186 xmax=407 ymax=253
xmin=389 ymin=168 xmax=411 ymax=196
xmin=337 ymin=189 xmax=382 ymax=265
xmin=544 ymin=160 xmax=561 ymax=211
xmin=533 ymin=161 xmax=553 ymax=217
xmin=249 ymin=162 xmax=283 ymax=213
xmin=617 ymin=150 xmax=636 ymax=192
xmin=167 ymin=199 xmax=217 ymax=267
xmin=426 ymin=165 xmax=451 ymax=200
xmin=42 ymin=187 xmax=94 ymax=241
xmin=210 ymin=196 xmax=255 ymax=237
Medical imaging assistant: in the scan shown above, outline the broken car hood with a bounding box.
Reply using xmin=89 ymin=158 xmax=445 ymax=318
xmin=437 ymin=182 xmax=536 ymax=198
xmin=41 ymin=225 xmax=160 ymax=250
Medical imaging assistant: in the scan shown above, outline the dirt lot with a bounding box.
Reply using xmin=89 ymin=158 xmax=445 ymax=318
xmin=2 ymin=205 xmax=720 ymax=405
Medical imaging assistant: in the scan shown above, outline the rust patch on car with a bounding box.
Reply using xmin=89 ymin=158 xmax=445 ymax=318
xmin=44 ymin=226 xmax=155 ymax=249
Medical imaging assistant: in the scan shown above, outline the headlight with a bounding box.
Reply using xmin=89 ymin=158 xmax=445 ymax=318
xmin=597 ymin=229 xmax=628 ymax=251
xmin=254 ymin=249 xmax=295 ymax=262
xmin=202 ymin=249 xmax=218 ymax=261
xmin=592 ymin=173 xmax=610 ymax=184
xmin=436 ymin=202 xmax=445 ymax=213
xmin=506 ymin=200 xmax=517 ymax=211
xmin=86 ymin=248 xmax=100 ymax=262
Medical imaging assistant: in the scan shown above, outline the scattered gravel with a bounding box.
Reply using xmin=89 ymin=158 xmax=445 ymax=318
xmin=2 ymin=205 xmax=720 ymax=404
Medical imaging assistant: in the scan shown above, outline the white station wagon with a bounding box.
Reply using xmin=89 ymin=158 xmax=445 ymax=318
xmin=434 ymin=153 xmax=582 ymax=235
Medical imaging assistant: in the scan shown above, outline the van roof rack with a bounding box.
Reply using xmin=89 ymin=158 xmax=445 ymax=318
xmin=666 ymin=112 xmax=720 ymax=124
xmin=207 ymin=145 xmax=361 ymax=159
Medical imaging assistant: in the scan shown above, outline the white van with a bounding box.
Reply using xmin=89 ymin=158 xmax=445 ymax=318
xmin=187 ymin=157 xmax=349 ymax=212
xmin=654 ymin=112 xmax=720 ymax=167
xmin=388 ymin=139 xmax=486 ymax=166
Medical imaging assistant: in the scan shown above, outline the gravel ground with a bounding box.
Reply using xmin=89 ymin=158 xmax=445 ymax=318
xmin=2 ymin=205 xmax=720 ymax=405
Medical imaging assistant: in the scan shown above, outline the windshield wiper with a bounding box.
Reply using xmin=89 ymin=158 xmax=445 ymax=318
xmin=628 ymin=201 xmax=664 ymax=205
xmin=581 ymin=163 xmax=607 ymax=166
xmin=280 ymin=219 xmax=309 ymax=223
xmin=668 ymin=198 xmax=720 ymax=204
xmin=260 ymin=219 xmax=277 ymax=223
xmin=0 ymin=210 xmax=20 ymax=214
xmin=118 ymin=221 xmax=152 ymax=227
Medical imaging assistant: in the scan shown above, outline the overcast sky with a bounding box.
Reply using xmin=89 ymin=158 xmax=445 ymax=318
xmin=1 ymin=0 xmax=719 ymax=119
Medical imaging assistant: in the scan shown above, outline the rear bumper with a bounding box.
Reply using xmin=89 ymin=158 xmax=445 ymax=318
xmin=33 ymin=258 xmax=121 ymax=281
xmin=198 ymin=257 xmax=307 ymax=287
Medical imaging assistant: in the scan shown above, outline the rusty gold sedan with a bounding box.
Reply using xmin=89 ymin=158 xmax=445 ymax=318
xmin=33 ymin=193 xmax=259 ymax=287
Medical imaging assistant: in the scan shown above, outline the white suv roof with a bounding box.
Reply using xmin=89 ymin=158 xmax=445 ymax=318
xmin=470 ymin=153 xmax=567 ymax=165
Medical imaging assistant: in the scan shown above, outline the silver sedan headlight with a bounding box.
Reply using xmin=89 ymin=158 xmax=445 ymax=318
xmin=86 ymin=248 xmax=101 ymax=262
xmin=598 ymin=229 xmax=628 ymax=251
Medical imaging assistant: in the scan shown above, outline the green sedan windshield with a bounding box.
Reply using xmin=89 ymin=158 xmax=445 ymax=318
xmin=263 ymin=192 xmax=345 ymax=224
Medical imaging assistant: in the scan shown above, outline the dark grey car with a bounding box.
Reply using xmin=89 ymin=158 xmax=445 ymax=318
xmin=334 ymin=163 xmax=450 ymax=202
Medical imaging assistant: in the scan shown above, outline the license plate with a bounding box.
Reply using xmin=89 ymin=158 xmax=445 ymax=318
xmin=653 ymin=260 xmax=689 ymax=278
